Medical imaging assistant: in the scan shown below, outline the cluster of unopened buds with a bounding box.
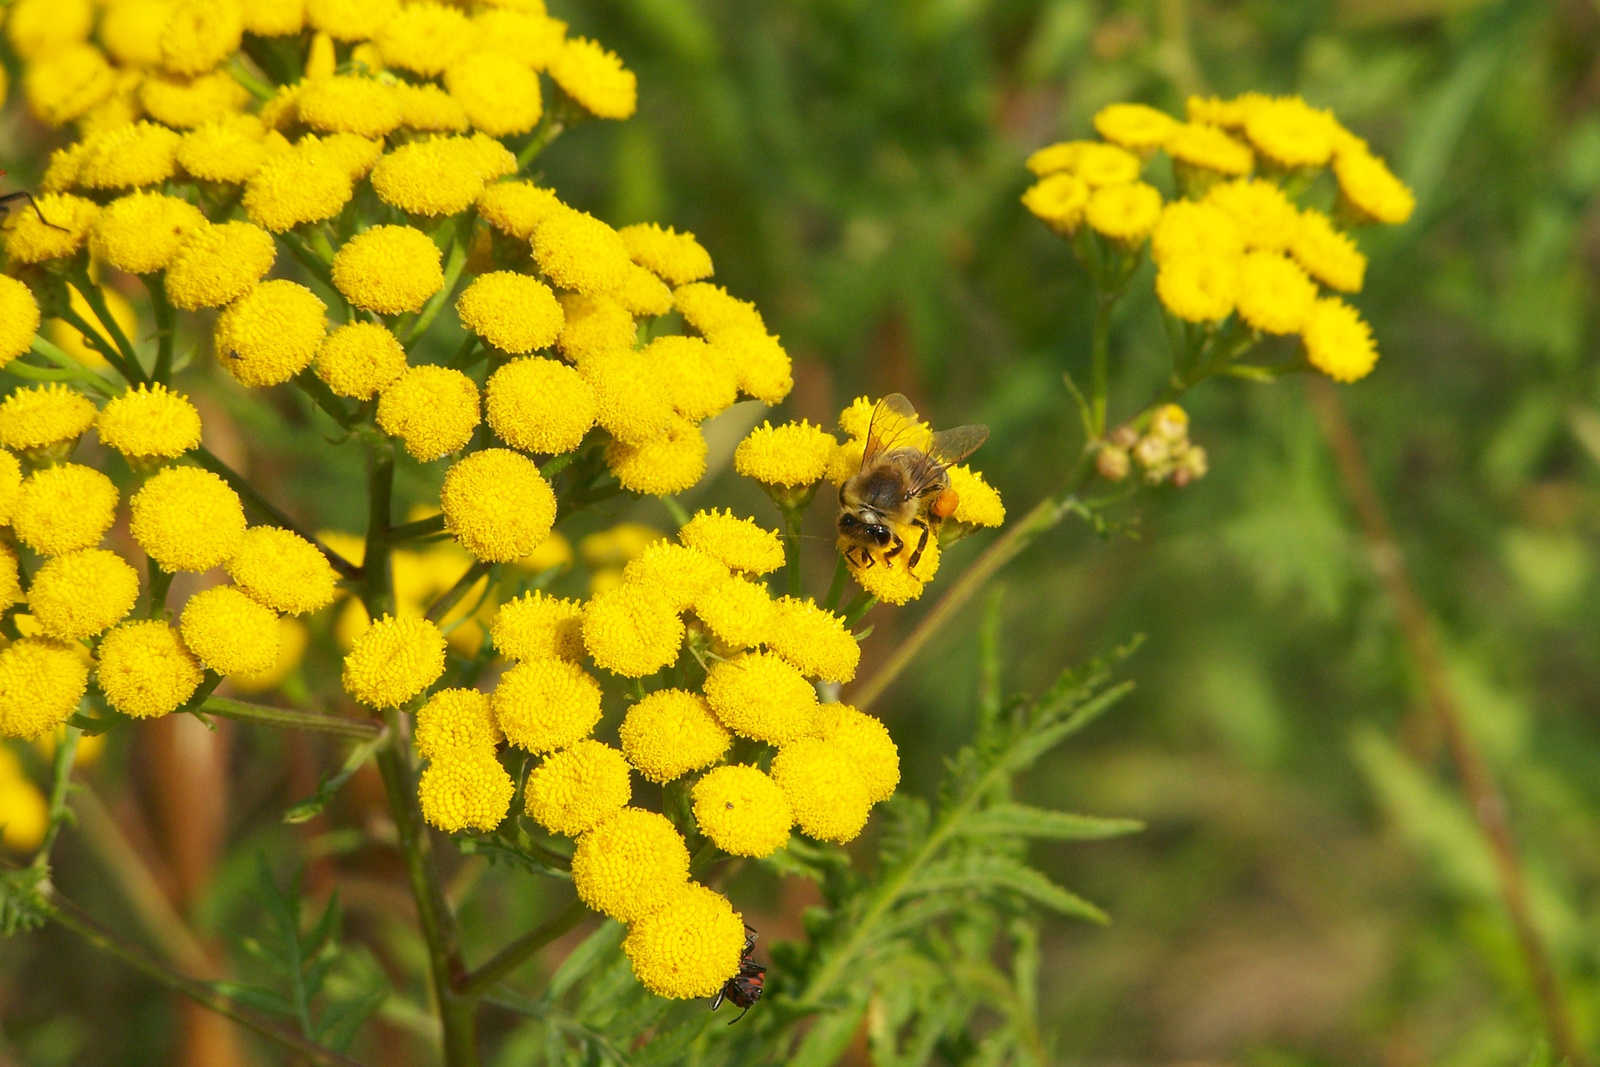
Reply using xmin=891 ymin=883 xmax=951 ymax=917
xmin=1096 ymin=403 xmax=1206 ymax=487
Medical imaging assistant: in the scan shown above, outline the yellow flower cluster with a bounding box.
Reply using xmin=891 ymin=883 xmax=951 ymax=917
xmin=1024 ymin=94 xmax=1414 ymax=384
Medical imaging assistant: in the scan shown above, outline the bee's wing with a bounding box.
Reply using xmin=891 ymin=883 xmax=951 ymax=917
xmin=861 ymin=393 xmax=923 ymax=468
xmin=900 ymin=424 xmax=990 ymax=500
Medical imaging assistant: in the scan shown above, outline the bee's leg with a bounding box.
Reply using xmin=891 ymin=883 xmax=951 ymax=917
xmin=907 ymin=520 xmax=931 ymax=570
xmin=0 ymin=191 xmax=66 ymax=232
xmin=884 ymin=532 xmax=905 ymax=566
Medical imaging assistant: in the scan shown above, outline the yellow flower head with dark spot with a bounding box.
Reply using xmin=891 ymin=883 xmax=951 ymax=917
xmin=214 ymin=279 xmax=328 ymax=387
xmin=456 ymin=272 xmax=564 ymax=355
xmin=692 ymin=575 xmax=775 ymax=650
xmin=678 ymin=510 xmax=784 ymax=575
xmin=159 ymin=0 xmax=243 ymax=76
xmin=570 ymin=807 xmax=690 ymax=922
xmin=445 ymin=50 xmax=543 ymax=137
xmin=1205 ymin=178 xmax=1301 ymax=254
xmin=74 ymin=122 xmax=181 ymax=191
xmin=166 ymin=221 xmax=277 ymax=310
xmin=297 ymin=75 xmax=402 ymax=138
xmin=556 ymin=293 xmax=636 ymax=363
xmin=622 ymin=883 xmax=745 ymax=999
xmin=525 ymin=739 xmax=632 ymax=837
xmin=548 ymin=37 xmax=636 ymax=120
xmin=372 ymin=137 xmax=487 ymax=217
xmin=95 ymin=620 xmax=204 ymax=719
xmin=3 ymin=193 xmax=98 ymax=264
xmin=621 ymin=542 xmax=729 ymax=612
xmin=342 ymin=614 xmax=447 ymax=707
xmin=735 ymin=420 xmax=836 ymax=487
xmin=418 ymin=743 xmax=514 ymax=832
xmin=440 ymin=449 xmax=557 ymax=563
xmin=332 ymin=225 xmax=445 ymax=315
xmin=1243 ymin=96 xmax=1337 ymax=170
xmin=1333 ymin=146 xmax=1415 ymax=226
xmin=771 ymin=737 xmax=872 ymax=843
xmin=90 ymin=192 xmax=207 ymax=275
xmin=1022 ymin=173 xmax=1090 ymax=235
xmin=492 ymin=658 xmax=602 ymax=753
xmin=810 ymin=703 xmax=899 ymax=803
xmin=0 ymin=385 xmax=97 ymax=452
xmin=226 ymin=527 xmax=339 ymax=614
xmin=24 ymin=45 xmax=116 ymax=126
xmin=315 ymin=322 xmax=407 ymax=399
xmin=1150 ymin=199 xmax=1243 ymax=265
xmin=767 ymin=596 xmax=860 ymax=683
xmin=1084 ymin=182 xmax=1163 ymax=244
xmin=0 ymin=279 xmax=41 ymax=365
xmin=140 ymin=70 xmax=253 ymax=129
xmin=581 ymin=350 xmax=673 ymax=445
xmin=180 ymin=585 xmax=280 ymax=676
xmin=177 ymin=114 xmax=277 ymax=183
xmin=130 ymin=465 xmax=246 ymax=572
xmin=477 ymin=181 xmax=564 ymax=240
xmin=486 ymin=358 xmax=596 ymax=454
xmin=243 ymin=141 xmax=356 ymax=232
xmin=1290 ymin=209 xmax=1366 ymax=293
xmin=1236 ymin=251 xmax=1318 ymax=336
xmin=1155 ymin=254 xmax=1238 ymax=324
xmin=703 ymin=651 xmax=817 ymax=744
xmin=0 ymin=639 xmax=89 ymax=740
xmin=604 ymin=417 xmax=708 ymax=496
xmin=533 ymin=208 xmax=634 ymax=296
xmin=1094 ymin=102 xmax=1180 ymax=153
xmin=618 ymin=688 xmax=730 ymax=783
xmin=375 ymin=1 xmax=475 ymax=75
xmin=414 ymin=688 xmax=501 ymax=761
xmin=375 ymin=365 xmax=480 ymax=461
xmin=618 ymin=223 xmax=713 ymax=286
xmin=692 ymin=765 xmax=792 ymax=858
xmin=12 ymin=464 xmax=118 ymax=556
xmin=580 ymin=583 xmax=684 ymax=678
xmin=29 ymin=548 xmax=139 ymax=640
xmin=1302 ymin=296 xmax=1378 ymax=384
xmin=945 ymin=465 xmax=1005 ymax=527
xmin=648 ymin=335 xmax=737 ymax=422
xmin=491 ymin=591 xmax=585 ymax=662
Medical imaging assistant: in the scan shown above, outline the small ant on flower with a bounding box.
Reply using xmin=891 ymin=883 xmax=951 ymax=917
xmin=710 ymin=923 xmax=766 ymax=1023
xmin=0 ymin=170 xmax=68 ymax=231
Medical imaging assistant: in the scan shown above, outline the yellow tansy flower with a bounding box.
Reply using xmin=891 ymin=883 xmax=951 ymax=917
xmin=770 ymin=737 xmax=871 ymax=843
xmin=94 ymin=620 xmax=204 ymax=719
xmin=166 ymin=221 xmax=277 ymax=310
xmin=309 ymin=132 xmax=385 ymax=180
xmin=1155 ymin=255 xmax=1238 ymax=324
xmin=532 ymin=208 xmax=634 ymax=296
xmin=1150 ymin=199 xmax=1243 ymax=265
xmin=708 ymin=327 xmax=793 ymax=402
xmin=547 ymin=37 xmax=636 ymax=120
xmin=524 ymin=739 xmax=632 ymax=837
xmin=444 ymin=50 xmax=542 ymax=137
xmin=395 ymin=82 xmax=470 ymax=133
xmin=89 ymin=192 xmax=206 ymax=274
xmin=243 ymin=141 xmax=356 ymax=232
xmin=945 ymin=465 xmax=1006 ymax=527
xmin=315 ymin=322 xmax=407 ymax=399
xmin=243 ymin=0 xmax=306 ymax=36
xmin=621 ymin=542 xmax=730 ymax=612
xmin=225 ymin=527 xmax=339 ymax=614
xmin=0 ymin=279 xmax=41 ymax=365
xmin=1236 ymin=251 xmax=1318 ymax=335
xmin=306 ymin=0 xmax=398 ymax=41
xmin=1334 ymin=145 xmax=1416 ymax=226
xmin=375 ymin=365 xmax=481 ymax=461
xmin=618 ymin=223 xmax=713 ymax=286
xmin=177 ymin=114 xmax=277 ymax=183
xmin=1290 ymin=210 xmax=1366 ymax=293
xmin=692 ymin=575 xmax=775 ymax=650
xmin=5 ymin=0 xmax=93 ymax=59
xmin=1302 ymin=296 xmax=1378 ymax=384
xmin=3 ymin=193 xmax=99 ymax=264
xmin=477 ymin=181 xmax=564 ymax=240
xmin=342 ymin=613 xmax=447 ymax=707
xmin=1204 ymin=178 xmax=1299 ymax=253
xmin=23 ymin=44 xmax=116 ymax=126
xmin=1084 ymin=182 xmax=1163 ymax=244
xmin=1243 ymin=96 xmax=1336 ymax=170
xmin=180 ymin=585 xmax=279 ymax=676
xmin=811 ymin=703 xmax=899 ymax=803
xmin=581 ymin=350 xmax=673 ymax=445
xmin=604 ymin=418 xmax=708 ymax=496
xmin=159 ymin=0 xmax=243 ymax=76
xmin=734 ymin=420 xmax=837 ymax=488
xmin=130 ymin=465 xmax=246 ymax=572
xmin=486 ymin=358 xmax=595 ymax=454
xmin=74 ymin=122 xmax=181 ymax=191
xmin=1072 ymin=142 xmax=1142 ymax=188
xmin=570 ymin=807 xmax=690 ymax=922
xmin=622 ymin=883 xmax=744 ymax=999
xmin=371 ymin=138 xmax=484 ymax=217
xmin=849 ymin=537 xmax=940 ymax=606
xmin=0 ymin=384 xmax=97 ymax=453
xmin=581 ymin=583 xmax=685 ymax=678
xmin=556 ymin=293 xmax=636 ymax=363
xmin=0 ymin=639 xmax=90 ymax=740
xmin=456 ymin=272 xmax=564 ymax=354
xmin=1186 ymin=92 xmax=1268 ymax=130
xmin=0 ymin=453 xmax=20 ymax=527
xmin=374 ymin=1 xmax=475 ymax=75
xmin=1025 ymin=140 xmax=1089 ymax=177
xmin=472 ymin=7 xmax=566 ymax=68
xmin=214 ymin=280 xmax=328 ymax=387
xmin=678 ymin=510 xmax=784 ymax=575
xmin=1093 ymin=101 xmax=1180 ymax=152
xmin=692 ymin=765 xmax=792 ymax=858
xmin=440 ymin=449 xmax=557 ymax=563
xmin=418 ymin=743 xmax=514 ymax=832
xmin=414 ymin=688 xmax=501 ymax=761
xmin=331 ymin=224 xmax=445 ymax=315
xmin=1021 ymin=172 xmax=1090 ymax=236
xmin=1166 ymin=122 xmax=1254 ymax=178
xmin=703 ymin=651 xmax=818 ymax=744
xmin=12 ymin=464 xmax=118 ymax=556
xmin=649 ymin=335 xmax=738 ymax=421
xmin=610 ymin=263 xmax=674 ymax=318
xmin=766 ymin=596 xmax=859 ymax=683
xmin=490 ymin=590 xmax=584 ymax=662
xmin=492 ymin=658 xmax=603 ymax=753
xmin=139 ymin=70 xmax=253 ymax=129
xmin=29 ymin=548 xmax=139 ymax=640
xmin=297 ymin=75 xmax=403 ymax=137
xmin=673 ymin=282 xmax=765 ymax=339
xmin=618 ymin=688 xmax=730 ymax=783
xmin=95 ymin=385 xmax=202 ymax=461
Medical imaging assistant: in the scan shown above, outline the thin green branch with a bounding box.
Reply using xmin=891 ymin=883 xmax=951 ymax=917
xmin=516 ymin=116 xmax=567 ymax=172
xmin=456 ymin=897 xmax=588 ymax=1000
xmin=66 ymin=269 xmax=144 ymax=383
xmin=192 ymin=446 xmax=361 ymax=580
xmin=144 ymin=273 xmax=176 ymax=384
xmin=202 ymin=697 xmax=385 ymax=741
xmin=294 ymin=369 xmax=359 ymax=428
xmin=52 ymin=303 xmax=137 ymax=386
xmin=33 ymin=726 xmax=78 ymax=867
xmin=385 ymin=514 xmax=446 ymax=545
xmin=426 ymin=560 xmax=492 ymax=623
xmin=362 ymin=445 xmax=395 ymax=618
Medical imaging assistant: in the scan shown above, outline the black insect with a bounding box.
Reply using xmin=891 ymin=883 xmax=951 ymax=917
xmin=1 ymin=170 xmax=67 ymax=231
xmin=710 ymin=923 xmax=765 ymax=1023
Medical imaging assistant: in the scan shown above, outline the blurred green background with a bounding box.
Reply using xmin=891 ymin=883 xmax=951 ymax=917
xmin=8 ymin=0 xmax=1600 ymax=1063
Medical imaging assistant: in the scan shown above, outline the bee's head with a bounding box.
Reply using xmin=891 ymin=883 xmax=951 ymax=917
xmin=838 ymin=510 xmax=891 ymax=545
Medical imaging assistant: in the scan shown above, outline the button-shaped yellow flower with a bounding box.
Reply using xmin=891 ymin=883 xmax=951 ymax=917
xmin=1334 ymin=146 xmax=1415 ymax=226
xmin=177 ymin=114 xmax=278 ymax=183
xmin=649 ymin=335 xmax=737 ymax=422
xmin=24 ymin=44 xmax=116 ymax=127
xmin=130 ymin=465 xmax=246 ymax=572
xmin=0 ymin=639 xmax=89 ymax=740
xmin=13 ymin=463 xmax=118 ymax=556
xmin=1094 ymin=101 xmax=1180 ymax=153
xmin=445 ymin=50 xmax=542 ymax=137
xmin=478 ymin=181 xmax=564 ymax=241
xmin=1243 ymin=96 xmax=1337 ymax=170
xmin=1150 ymin=199 xmax=1243 ymax=266
xmin=0 ymin=278 xmax=40 ymax=365
xmin=439 ymin=449 xmax=556 ymax=563
xmin=492 ymin=658 xmax=602 ymax=753
xmin=395 ymin=82 xmax=470 ymax=133
xmin=704 ymin=652 xmax=817 ymax=745
xmin=766 ymin=596 xmax=859 ymax=684
xmin=524 ymin=739 xmax=632 ymax=837
xmin=243 ymin=0 xmax=305 ymax=37
xmin=1022 ymin=172 xmax=1090 ymax=236
xmin=621 ymin=543 xmax=729 ymax=612
xmin=1155 ymin=254 xmax=1238 ymax=324
xmin=1290 ymin=209 xmax=1366 ymax=293
xmin=1167 ymin=123 xmax=1254 ymax=178
xmin=456 ymin=272 xmax=564 ymax=355
xmin=0 ymin=544 xmax=20 ymax=612
xmin=619 ymin=688 xmax=730 ymax=783
xmin=945 ymin=465 xmax=1005 ymax=528
xmin=140 ymin=71 xmax=253 ymax=130
xmin=692 ymin=765 xmax=792 ymax=858
xmin=371 ymin=137 xmax=485 ymax=217
xmin=532 ymin=208 xmax=633 ymax=296
xmin=5 ymin=0 xmax=92 ymax=60
xmin=692 ymin=575 xmax=775 ymax=651
xmin=673 ymin=282 xmax=764 ymax=340
xmin=555 ymin=293 xmax=635 ymax=363
xmin=225 ymin=527 xmax=339 ymax=614
xmin=166 ymin=221 xmax=277 ymax=309
xmin=471 ymin=7 xmax=566 ymax=68
xmin=485 ymin=358 xmax=595 ymax=455
xmin=622 ymin=883 xmax=745 ymax=998
xmin=678 ymin=510 xmax=784 ymax=575
xmin=571 ymin=807 xmax=690 ymax=922
xmin=715 ymin=328 xmax=794 ymax=405
xmin=342 ymin=613 xmax=447 ymax=708
xmin=3 ymin=192 xmax=98 ymax=264
xmin=181 ymin=585 xmax=280 ymax=676
xmin=298 ymin=75 xmax=403 ymax=138
xmin=74 ymin=121 xmax=181 ymax=190
xmin=90 ymin=192 xmax=206 ymax=275
xmin=244 ymin=141 xmax=356 ymax=232
xmin=375 ymin=365 xmax=480 ymax=461
xmin=548 ymin=36 xmax=636 ymax=120
xmin=418 ymin=743 xmax=514 ymax=833
xmin=609 ymin=262 xmax=674 ymax=317
xmin=491 ymin=591 xmax=584 ymax=662
xmin=771 ymin=737 xmax=872 ymax=843
xmin=0 ymin=384 xmax=97 ymax=453
xmin=810 ymin=703 xmax=899 ymax=803
xmin=95 ymin=620 xmax=205 ymax=719
xmin=581 ymin=583 xmax=685 ymax=678
xmin=618 ymin=223 xmax=713 ymax=286
xmin=310 ymin=132 xmax=385 ymax=180
xmin=331 ymin=225 xmax=444 ymax=315
xmin=159 ymin=0 xmax=243 ymax=76
xmin=849 ymin=536 xmax=940 ymax=606
xmin=414 ymin=688 xmax=501 ymax=761
xmin=375 ymin=1 xmax=474 ymax=75
xmin=306 ymin=0 xmax=399 ymax=41
xmin=214 ymin=279 xmax=328 ymax=387
xmin=1236 ymin=250 xmax=1318 ymax=335
xmin=315 ymin=322 xmax=407 ymax=399
xmin=1205 ymin=178 xmax=1299 ymax=253
xmin=0 ymin=452 xmax=20 ymax=527
xmin=1302 ymin=296 xmax=1378 ymax=384
xmin=581 ymin=350 xmax=674 ymax=446
xmin=734 ymin=420 xmax=836 ymax=488
xmin=1085 ymin=182 xmax=1163 ymax=244
xmin=29 ymin=548 xmax=139 ymax=640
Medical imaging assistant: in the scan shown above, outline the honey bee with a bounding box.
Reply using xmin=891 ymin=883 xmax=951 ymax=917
xmin=837 ymin=393 xmax=989 ymax=571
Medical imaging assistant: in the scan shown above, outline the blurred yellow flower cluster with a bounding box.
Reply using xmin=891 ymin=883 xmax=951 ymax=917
xmin=1024 ymin=94 xmax=1415 ymax=384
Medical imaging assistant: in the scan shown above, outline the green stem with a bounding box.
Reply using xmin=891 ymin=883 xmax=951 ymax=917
xmin=27 ymin=337 xmax=118 ymax=396
xmin=456 ymin=897 xmax=587 ymax=1000
xmin=842 ymin=592 xmax=877 ymax=629
xmin=277 ymin=233 xmax=339 ymax=294
xmin=426 ymin=560 xmax=492 ymax=623
xmin=781 ymin=507 xmax=804 ymax=598
xmin=33 ymin=726 xmax=79 ymax=866
xmin=67 ymin=270 xmax=144 ymax=383
xmin=192 ymin=447 xmax=361 ymax=580
xmin=201 ymin=697 xmax=385 ymax=741
xmin=53 ymin=303 xmax=137 ymax=386
xmin=405 ymin=218 xmax=471 ymax=347
xmin=516 ymin=117 xmax=567 ymax=172
xmin=448 ymin=333 xmax=481 ymax=371
xmin=145 ymin=560 xmax=173 ymax=618
xmin=823 ymin=553 xmax=849 ymax=612
xmin=363 ymin=444 xmax=395 ymax=618
xmin=1089 ymin=288 xmax=1116 ymax=438
xmin=386 ymin=514 xmax=446 ymax=545
xmin=294 ymin=369 xmax=358 ymax=428
xmin=144 ymin=274 xmax=176 ymax=384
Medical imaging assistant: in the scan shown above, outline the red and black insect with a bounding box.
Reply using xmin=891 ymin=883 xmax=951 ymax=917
xmin=710 ymin=924 xmax=765 ymax=1023
xmin=1 ymin=170 xmax=66 ymax=231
